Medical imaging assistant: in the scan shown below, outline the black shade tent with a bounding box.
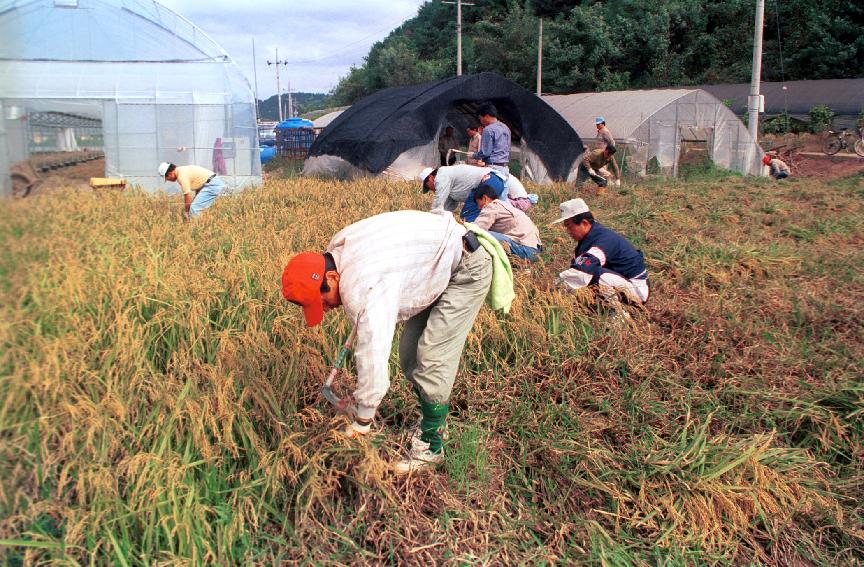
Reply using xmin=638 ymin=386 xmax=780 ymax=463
xmin=306 ymin=73 xmax=584 ymax=181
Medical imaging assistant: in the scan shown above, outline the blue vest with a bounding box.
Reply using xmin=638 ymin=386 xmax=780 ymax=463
xmin=573 ymin=222 xmax=645 ymax=279
xmin=460 ymin=171 xmax=507 ymax=222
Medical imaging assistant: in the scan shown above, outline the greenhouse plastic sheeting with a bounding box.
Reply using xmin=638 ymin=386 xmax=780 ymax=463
xmin=1 ymin=0 xmax=226 ymax=62
xmin=544 ymin=89 xmax=764 ymax=178
xmin=0 ymin=102 xmax=7 ymax=195
xmin=0 ymin=0 xmax=261 ymax=194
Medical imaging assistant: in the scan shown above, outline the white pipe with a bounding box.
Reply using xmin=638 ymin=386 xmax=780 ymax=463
xmin=275 ymin=48 xmax=283 ymax=122
xmin=748 ymin=0 xmax=765 ymax=141
xmin=536 ymin=18 xmax=543 ymax=96
xmin=457 ymin=0 xmax=462 ymax=76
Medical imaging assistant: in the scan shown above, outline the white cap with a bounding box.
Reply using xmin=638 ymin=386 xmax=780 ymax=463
xmin=417 ymin=167 xmax=435 ymax=193
xmin=550 ymin=198 xmax=590 ymax=224
xmin=157 ymin=162 xmax=171 ymax=178
xmin=417 ymin=167 xmax=434 ymax=183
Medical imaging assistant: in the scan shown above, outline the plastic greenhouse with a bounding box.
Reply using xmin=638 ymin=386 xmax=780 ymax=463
xmin=544 ymin=89 xmax=765 ymax=178
xmin=0 ymin=0 xmax=261 ymax=196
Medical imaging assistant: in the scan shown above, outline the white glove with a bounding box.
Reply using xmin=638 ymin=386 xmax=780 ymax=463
xmin=588 ymin=168 xmax=598 ymax=176
xmin=342 ymin=420 xmax=371 ymax=439
xmin=558 ymin=268 xmax=592 ymax=290
xmin=614 ymin=179 xmax=621 ymax=187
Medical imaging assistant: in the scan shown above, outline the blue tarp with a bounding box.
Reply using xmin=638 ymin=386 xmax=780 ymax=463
xmin=275 ymin=118 xmax=314 ymax=130
xmin=260 ymin=146 xmax=276 ymax=164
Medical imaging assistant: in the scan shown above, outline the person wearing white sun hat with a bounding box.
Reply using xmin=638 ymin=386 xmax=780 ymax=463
xmin=418 ymin=164 xmax=507 ymax=222
xmin=552 ymin=198 xmax=649 ymax=305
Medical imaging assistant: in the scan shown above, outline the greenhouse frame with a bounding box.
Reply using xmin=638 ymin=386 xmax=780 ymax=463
xmin=544 ymin=89 xmax=765 ymax=179
xmin=0 ymin=0 xmax=261 ymax=196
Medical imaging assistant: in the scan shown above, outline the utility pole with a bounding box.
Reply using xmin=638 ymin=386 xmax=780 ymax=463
xmin=536 ymin=18 xmax=543 ymax=96
xmin=748 ymin=0 xmax=765 ymax=141
xmin=267 ymin=49 xmax=288 ymax=122
xmin=252 ymin=38 xmax=260 ymax=121
xmin=287 ymin=82 xmax=294 ymax=118
xmin=442 ymin=0 xmax=475 ymax=76
xmin=457 ymin=0 xmax=462 ymax=75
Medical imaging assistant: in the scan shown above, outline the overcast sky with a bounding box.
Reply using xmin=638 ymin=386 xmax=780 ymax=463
xmin=158 ymin=0 xmax=428 ymax=97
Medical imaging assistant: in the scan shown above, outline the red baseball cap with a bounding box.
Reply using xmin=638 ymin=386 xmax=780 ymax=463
xmin=281 ymin=252 xmax=326 ymax=327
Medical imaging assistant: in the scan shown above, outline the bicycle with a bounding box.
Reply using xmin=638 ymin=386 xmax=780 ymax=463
xmin=821 ymin=128 xmax=864 ymax=157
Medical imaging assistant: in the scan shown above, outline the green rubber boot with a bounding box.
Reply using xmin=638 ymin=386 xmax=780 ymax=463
xmin=419 ymin=399 xmax=448 ymax=454
xmin=395 ymin=399 xmax=448 ymax=475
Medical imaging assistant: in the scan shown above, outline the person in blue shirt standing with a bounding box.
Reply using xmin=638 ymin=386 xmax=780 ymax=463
xmin=472 ymin=102 xmax=511 ymax=179
xmin=551 ymin=198 xmax=649 ymax=306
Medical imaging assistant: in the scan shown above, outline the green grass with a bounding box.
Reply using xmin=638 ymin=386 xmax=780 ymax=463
xmin=0 ymin=173 xmax=862 ymax=564
xmin=445 ymin=423 xmax=490 ymax=492
xmin=677 ymin=159 xmax=743 ymax=181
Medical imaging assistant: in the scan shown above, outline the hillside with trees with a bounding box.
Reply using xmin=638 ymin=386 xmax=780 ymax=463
xmin=330 ymin=0 xmax=864 ymax=105
xmin=257 ymin=93 xmax=329 ymax=122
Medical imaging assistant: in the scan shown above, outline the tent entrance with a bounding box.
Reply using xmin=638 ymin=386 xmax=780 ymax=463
xmin=441 ymin=101 xmax=528 ymax=174
xmin=677 ymin=126 xmax=714 ymax=175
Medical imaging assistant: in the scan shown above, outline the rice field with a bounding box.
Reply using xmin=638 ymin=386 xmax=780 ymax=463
xmin=0 ymin=171 xmax=862 ymax=565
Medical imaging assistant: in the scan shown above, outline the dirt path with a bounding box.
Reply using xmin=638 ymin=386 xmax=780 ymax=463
xmin=794 ymin=153 xmax=864 ymax=178
xmin=28 ymin=158 xmax=105 ymax=195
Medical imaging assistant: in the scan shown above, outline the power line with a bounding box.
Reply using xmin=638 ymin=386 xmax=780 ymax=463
xmin=442 ymin=0 xmax=476 ymax=76
xmin=267 ymin=49 xmax=288 ymax=121
xmin=282 ymin=19 xmax=409 ymax=65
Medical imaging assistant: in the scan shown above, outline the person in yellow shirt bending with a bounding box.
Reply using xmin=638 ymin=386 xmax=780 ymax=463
xmin=158 ymin=162 xmax=225 ymax=219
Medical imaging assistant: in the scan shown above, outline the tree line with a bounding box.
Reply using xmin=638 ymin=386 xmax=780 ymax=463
xmin=330 ymin=0 xmax=863 ymax=105
xmin=257 ymin=93 xmax=330 ymax=122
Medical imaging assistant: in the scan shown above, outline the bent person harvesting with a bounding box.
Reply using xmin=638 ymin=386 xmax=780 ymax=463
xmin=281 ymin=210 xmax=512 ymax=473
xmin=763 ymin=155 xmax=790 ymax=180
xmin=418 ymin=164 xmax=508 ymax=222
xmin=579 ymin=146 xmax=620 ymax=190
xmin=159 ymin=162 xmax=225 ymax=219
xmin=472 ymin=183 xmax=542 ymax=262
